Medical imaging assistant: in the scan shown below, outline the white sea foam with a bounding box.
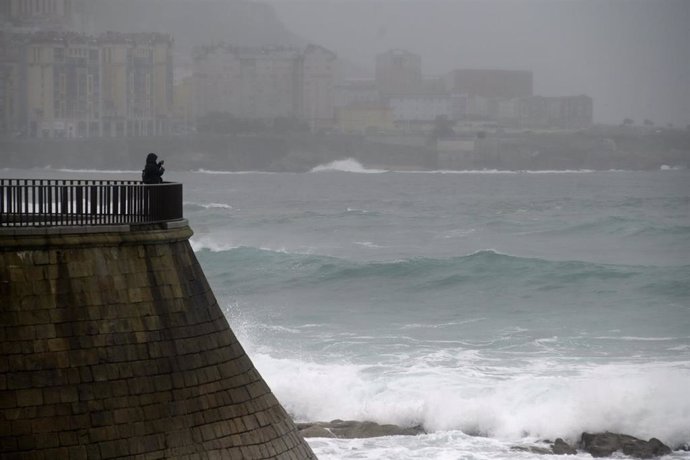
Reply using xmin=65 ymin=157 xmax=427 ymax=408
xmin=245 ymin=347 xmax=690 ymax=449
xmin=189 ymin=235 xmax=239 ymax=252
xmin=184 ymin=201 xmax=233 ymax=210
xmin=310 ymin=159 xmax=388 ymax=173
xmin=660 ymin=164 xmax=685 ymax=171
xmin=307 ymin=430 xmax=523 ymax=460
xmin=354 ymin=241 xmax=383 ymax=249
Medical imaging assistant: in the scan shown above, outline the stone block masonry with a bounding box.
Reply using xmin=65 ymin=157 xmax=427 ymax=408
xmin=0 ymin=223 xmax=316 ymax=459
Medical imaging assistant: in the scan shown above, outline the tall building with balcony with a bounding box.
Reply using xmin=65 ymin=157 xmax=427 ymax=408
xmin=13 ymin=31 xmax=173 ymax=138
xmin=300 ymin=44 xmax=337 ymax=130
xmin=99 ymin=32 xmax=174 ymax=137
xmin=375 ymin=49 xmax=422 ymax=96
xmin=193 ymin=44 xmax=336 ymax=129
xmin=25 ymin=31 xmax=100 ymax=138
xmin=193 ymin=45 xmax=302 ymax=121
xmin=0 ymin=32 xmax=28 ymax=137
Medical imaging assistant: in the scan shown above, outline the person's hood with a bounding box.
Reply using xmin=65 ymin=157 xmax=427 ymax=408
xmin=146 ymin=153 xmax=158 ymax=164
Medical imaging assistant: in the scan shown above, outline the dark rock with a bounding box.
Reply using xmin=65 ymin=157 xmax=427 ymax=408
xmin=298 ymin=420 xmax=425 ymax=439
xmin=510 ymin=439 xmax=577 ymax=456
xmin=299 ymin=426 xmax=335 ymax=438
xmin=552 ymin=438 xmax=577 ymax=455
xmin=621 ymin=438 xmax=672 ymax=459
xmin=511 ymin=445 xmax=553 ymax=455
xmin=581 ymin=432 xmax=672 ymax=458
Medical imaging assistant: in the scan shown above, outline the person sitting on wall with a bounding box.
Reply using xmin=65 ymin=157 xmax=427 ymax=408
xmin=142 ymin=152 xmax=165 ymax=184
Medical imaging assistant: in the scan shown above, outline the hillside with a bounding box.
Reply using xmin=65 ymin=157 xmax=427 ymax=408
xmin=92 ymin=0 xmax=301 ymax=49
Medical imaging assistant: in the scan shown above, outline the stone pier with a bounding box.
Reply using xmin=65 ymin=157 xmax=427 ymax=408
xmin=0 ymin=222 xmax=316 ymax=459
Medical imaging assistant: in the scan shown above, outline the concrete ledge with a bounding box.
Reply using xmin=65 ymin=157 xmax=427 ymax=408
xmin=0 ymin=219 xmax=188 ymax=235
xmin=0 ymin=220 xmax=193 ymax=250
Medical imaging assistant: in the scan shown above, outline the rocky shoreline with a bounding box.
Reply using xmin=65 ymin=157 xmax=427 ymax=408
xmin=297 ymin=420 xmax=684 ymax=458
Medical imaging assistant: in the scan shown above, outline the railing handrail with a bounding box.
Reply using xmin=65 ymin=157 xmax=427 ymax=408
xmin=0 ymin=179 xmax=183 ymax=227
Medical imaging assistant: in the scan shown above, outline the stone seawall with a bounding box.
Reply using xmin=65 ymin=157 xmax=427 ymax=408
xmin=0 ymin=223 xmax=316 ymax=459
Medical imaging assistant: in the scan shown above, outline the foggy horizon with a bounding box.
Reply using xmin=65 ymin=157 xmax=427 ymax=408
xmin=267 ymin=0 xmax=690 ymax=127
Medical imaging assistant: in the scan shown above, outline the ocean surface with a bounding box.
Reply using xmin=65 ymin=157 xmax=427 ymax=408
xmin=6 ymin=161 xmax=690 ymax=459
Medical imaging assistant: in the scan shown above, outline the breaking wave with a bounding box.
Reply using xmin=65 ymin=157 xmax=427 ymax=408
xmin=310 ymin=159 xmax=388 ymax=173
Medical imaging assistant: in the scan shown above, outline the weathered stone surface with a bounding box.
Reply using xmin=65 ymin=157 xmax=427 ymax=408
xmin=297 ymin=420 xmax=425 ymax=438
xmin=581 ymin=432 xmax=672 ymax=458
xmin=0 ymin=225 xmax=316 ymax=459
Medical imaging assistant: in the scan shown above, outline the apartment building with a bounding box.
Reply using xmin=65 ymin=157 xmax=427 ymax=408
xmin=301 ymin=44 xmax=337 ymax=130
xmin=100 ymin=32 xmax=174 ymax=137
xmin=193 ymin=45 xmax=301 ymax=120
xmin=193 ymin=43 xmax=336 ymax=130
xmin=25 ymin=31 xmax=100 ymax=138
xmin=0 ymin=33 xmax=27 ymax=137
xmin=3 ymin=31 xmax=174 ymax=138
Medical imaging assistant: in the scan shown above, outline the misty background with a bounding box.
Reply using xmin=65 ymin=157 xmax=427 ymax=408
xmin=3 ymin=0 xmax=689 ymax=171
xmin=266 ymin=0 xmax=690 ymax=127
xmin=89 ymin=0 xmax=689 ymax=126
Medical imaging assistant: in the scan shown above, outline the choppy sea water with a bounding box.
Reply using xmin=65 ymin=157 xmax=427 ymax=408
xmin=8 ymin=162 xmax=690 ymax=459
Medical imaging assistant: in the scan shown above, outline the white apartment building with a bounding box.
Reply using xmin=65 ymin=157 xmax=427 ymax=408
xmin=301 ymin=44 xmax=337 ymax=130
xmin=193 ymin=44 xmax=336 ymax=129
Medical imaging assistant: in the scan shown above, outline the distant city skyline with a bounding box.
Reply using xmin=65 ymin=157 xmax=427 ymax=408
xmin=268 ymin=0 xmax=690 ymax=127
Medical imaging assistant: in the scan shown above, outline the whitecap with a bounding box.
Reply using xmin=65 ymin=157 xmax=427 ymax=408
xmin=310 ymin=158 xmax=388 ymax=173
xmin=184 ymin=201 xmax=233 ymax=210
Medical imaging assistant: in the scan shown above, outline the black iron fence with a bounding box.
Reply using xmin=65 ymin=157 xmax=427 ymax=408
xmin=0 ymin=179 xmax=183 ymax=227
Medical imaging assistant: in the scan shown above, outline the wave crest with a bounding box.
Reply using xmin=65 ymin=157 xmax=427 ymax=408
xmin=310 ymin=158 xmax=388 ymax=173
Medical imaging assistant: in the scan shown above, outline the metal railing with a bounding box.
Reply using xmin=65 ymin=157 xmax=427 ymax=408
xmin=0 ymin=179 xmax=183 ymax=227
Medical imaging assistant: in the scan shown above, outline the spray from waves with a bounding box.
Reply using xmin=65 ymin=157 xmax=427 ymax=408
xmin=190 ymin=235 xmax=240 ymax=253
xmin=184 ymin=201 xmax=233 ymax=210
xmin=310 ymin=158 xmax=388 ymax=173
xmin=239 ymin=336 xmax=690 ymax=447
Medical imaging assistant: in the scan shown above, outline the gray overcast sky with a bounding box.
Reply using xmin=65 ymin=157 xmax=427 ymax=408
xmin=265 ymin=0 xmax=690 ymax=126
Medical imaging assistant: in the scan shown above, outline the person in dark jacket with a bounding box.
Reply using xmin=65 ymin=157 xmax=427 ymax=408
xmin=142 ymin=152 xmax=165 ymax=184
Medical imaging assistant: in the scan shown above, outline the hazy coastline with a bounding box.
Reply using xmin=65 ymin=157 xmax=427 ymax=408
xmin=2 ymin=127 xmax=688 ymax=173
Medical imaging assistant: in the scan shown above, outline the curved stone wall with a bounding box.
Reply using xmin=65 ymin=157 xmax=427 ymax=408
xmin=0 ymin=224 xmax=316 ymax=459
